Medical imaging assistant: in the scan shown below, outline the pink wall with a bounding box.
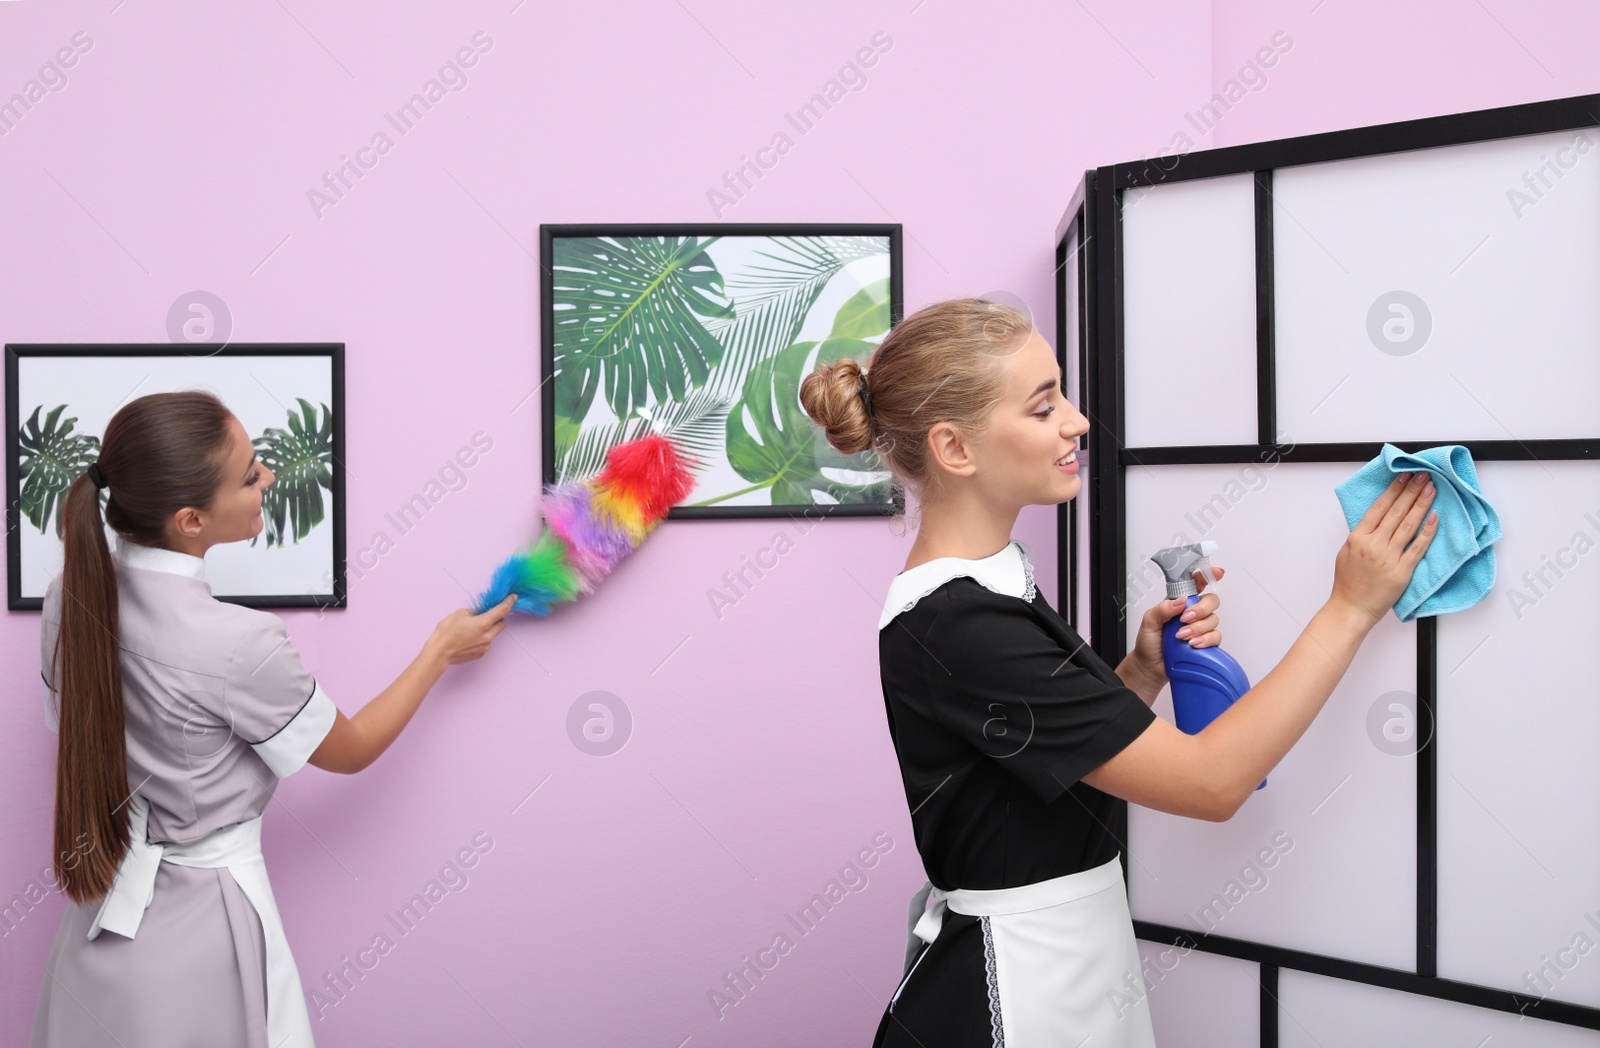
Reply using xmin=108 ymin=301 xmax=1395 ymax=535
xmin=1 ymin=1 xmax=1593 ymax=1043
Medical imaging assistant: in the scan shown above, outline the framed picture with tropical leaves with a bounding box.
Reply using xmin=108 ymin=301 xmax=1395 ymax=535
xmin=541 ymin=223 xmax=903 ymax=518
xmin=5 ymin=343 xmax=345 ymax=611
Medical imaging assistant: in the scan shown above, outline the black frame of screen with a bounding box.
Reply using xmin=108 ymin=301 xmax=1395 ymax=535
xmin=1054 ymin=93 xmax=1600 ymax=1040
xmin=1054 ymin=175 xmax=1095 ymax=639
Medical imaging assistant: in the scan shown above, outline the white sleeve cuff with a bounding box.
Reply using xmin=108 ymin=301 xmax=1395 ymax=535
xmin=250 ymin=681 xmax=337 ymax=777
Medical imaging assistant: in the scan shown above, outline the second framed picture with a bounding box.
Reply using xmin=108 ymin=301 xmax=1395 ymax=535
xmin=541 ymin=223 xmax=903 ymax=519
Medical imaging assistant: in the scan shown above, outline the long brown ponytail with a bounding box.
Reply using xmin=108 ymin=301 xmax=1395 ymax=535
xmin=50 ymin=390 xmax=233 ymax=903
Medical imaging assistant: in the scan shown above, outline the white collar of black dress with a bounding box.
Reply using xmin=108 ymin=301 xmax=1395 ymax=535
xmin=112 ymin=533 xmax=208 ymax=582
xmin=879 ymin=539 xmax=1036 ymax=630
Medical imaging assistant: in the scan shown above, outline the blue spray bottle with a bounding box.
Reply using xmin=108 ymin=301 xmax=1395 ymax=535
xmin=1150 ymin=541 xmax=1265 ymax=791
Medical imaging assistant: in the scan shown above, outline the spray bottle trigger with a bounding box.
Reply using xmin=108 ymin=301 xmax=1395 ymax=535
xmin=1192 ymin=540 xmax=1220 ymax=588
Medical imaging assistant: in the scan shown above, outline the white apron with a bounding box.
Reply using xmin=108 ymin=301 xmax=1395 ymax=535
xmin=899 ymin=855 xmax=1157 ymax=1048
xmin=87 ymin=792 xmax=316 ymax=1048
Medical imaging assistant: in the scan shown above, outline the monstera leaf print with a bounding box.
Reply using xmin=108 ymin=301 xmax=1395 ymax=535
xmin=706 ymin=276 xmax=893 ymax=506
xmin=825 ymin=277 xmax=891 ymax=341
xmin=251 ymin=398 xmax=333 ymax=549
xmin=551 ymin=236 xmax=736 ymax=434
xmin=701 ymin=237 xmax=889 ymax=402
xmin=18 ymin=404 xmax=101 ymax=537
xmin=556 ymin=387 xmax=733 ymax=484
xmin=710 ymin=335 xmax=892 ymax=507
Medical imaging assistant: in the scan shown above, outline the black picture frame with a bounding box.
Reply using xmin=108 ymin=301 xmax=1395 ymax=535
xmin=1057 ymin=94 xmax=1600 ymax=1037
xmin=6 ymin=343 xmax=347 ymax=612
xmin=540 ymin=223 xmax=905 ymax=520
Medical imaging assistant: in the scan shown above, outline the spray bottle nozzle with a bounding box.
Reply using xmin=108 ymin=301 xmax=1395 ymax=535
xmin=1151 ymin=541 xmax=1220 ymax=599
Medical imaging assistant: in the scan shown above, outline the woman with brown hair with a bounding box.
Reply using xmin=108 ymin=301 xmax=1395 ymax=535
xmin=31 ymin=391 xmax=518 ymax=1048
xmin=800 ymin=298 xmax=1437 ymax=1047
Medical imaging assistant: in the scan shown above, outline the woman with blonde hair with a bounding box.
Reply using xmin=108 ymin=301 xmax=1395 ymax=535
xmin=800 ymin=298 xmax=1437 ymax=1047
xmin=31 ymin=390 xmax=517 ymax=1047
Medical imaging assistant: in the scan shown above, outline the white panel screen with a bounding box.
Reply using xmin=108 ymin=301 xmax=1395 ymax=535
xmin=1273 ymin=129 xmax=1600 ymax=445
xmin=1097 ymin=102 xmax=1600 ymax=1046
xmin=1279 ymin=969 xmax=1597 ymax=1047
xmin=1122 ymin=173 xmax=1259 ymax=449
xmin=1135 ymin=942 xmax=1259 ymax=1047
xmin=1123 ymin=462 xmax=1416 ymax=969
xmin=1435 ymin=460 xmax=1600 ymax=1008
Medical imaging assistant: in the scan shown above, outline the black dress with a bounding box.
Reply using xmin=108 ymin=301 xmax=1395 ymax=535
xmin=871 ymin=540 xmax=1160 ymax=1048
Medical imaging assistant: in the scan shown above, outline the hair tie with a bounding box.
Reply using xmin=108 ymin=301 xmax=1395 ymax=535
xmin=857 ymin=371 xmax=877 ymax=424
xmin=86 ymin=462 xmax=107 ymax=490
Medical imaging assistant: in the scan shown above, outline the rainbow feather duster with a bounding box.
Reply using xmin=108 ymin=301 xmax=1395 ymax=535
xmin=472 ymin=434 xmax=698 ymax=616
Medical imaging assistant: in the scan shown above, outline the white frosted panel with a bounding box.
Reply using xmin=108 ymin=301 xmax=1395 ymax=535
xmin=1122 ymin=463 xmax=1415 ymax=969
xmin=1075 ymin=486 xmax=1091 ymax=639
xmin=1122 ymin=174 xmax=1259 ymax=448
xmin=1064 ymin=219 xmax=1082 ymax=400
xmin=1436 ymin=460 xmax=1600 ymax=1008
xmin=1279 ymin=969 xmax=1597 ymax=1047
xmin=1134 ymin=941 xmax=1259 ymax=1048
xmin=1274 ymin=129 xmax=1600 ymax=444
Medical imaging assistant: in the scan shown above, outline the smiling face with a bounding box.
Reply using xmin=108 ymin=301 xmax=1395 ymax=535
xmin=166 ymin=414 xmax=276 ymax=551
xmin=950 ymin=329 xmax=1087 ymax=510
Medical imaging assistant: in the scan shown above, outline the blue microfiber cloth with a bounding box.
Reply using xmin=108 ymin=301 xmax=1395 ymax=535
xmin=1333 ymin=443 xmax=1502 ymax=623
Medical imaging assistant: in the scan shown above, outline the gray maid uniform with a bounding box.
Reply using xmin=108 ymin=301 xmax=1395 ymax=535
xmin=32 ymin=534 xmax=338 ymax=1048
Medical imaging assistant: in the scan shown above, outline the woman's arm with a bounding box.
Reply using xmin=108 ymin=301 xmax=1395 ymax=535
xmin=1116 ymin=576 xmax=1227 ymax=709
xmin=307 ymin=643 xmax=449 ymax=774
xmin=1084 ymin=471 xmax=1437 ymax=821
xmin=1083 ymin=598 xmax=1374 ymax=820
xmin=307 ymin=595 xmax=517 ymax=774
xmin=1190 ymin=597 xmax=1375 ymax=814
xmin=1114 ymin=655 xmax=1165 ymax=708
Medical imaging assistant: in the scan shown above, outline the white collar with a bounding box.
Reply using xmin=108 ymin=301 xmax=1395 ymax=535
xmin=112 ymin=534 xmax=208 ymax=582
xmin=879 ymin=539 xmax=1036 ymax=630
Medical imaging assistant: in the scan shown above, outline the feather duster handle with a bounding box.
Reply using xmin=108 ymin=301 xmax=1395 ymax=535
xmin=472 ymin=434 xmax=697 ymax=616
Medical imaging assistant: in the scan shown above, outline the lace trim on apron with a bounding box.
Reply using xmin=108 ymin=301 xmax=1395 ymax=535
xmin=980 ymin=915 xmax=1006 ymax=1047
